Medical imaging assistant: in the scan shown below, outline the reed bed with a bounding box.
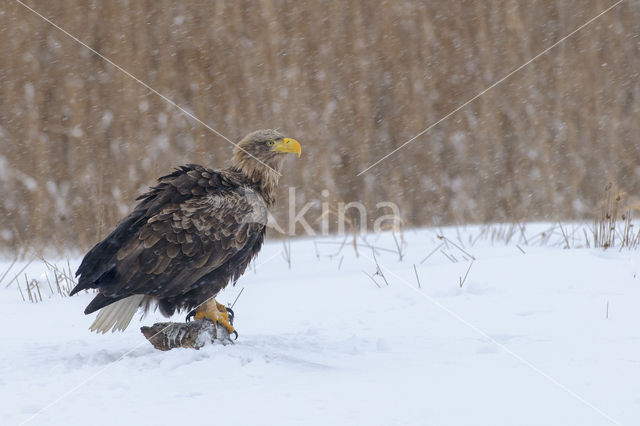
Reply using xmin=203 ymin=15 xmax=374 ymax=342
xmin=1 ymin=0 xmax=639 ymax=252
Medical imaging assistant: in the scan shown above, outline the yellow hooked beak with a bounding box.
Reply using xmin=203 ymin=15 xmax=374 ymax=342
xmin=272 ymin=138 xmax=302 ymax=157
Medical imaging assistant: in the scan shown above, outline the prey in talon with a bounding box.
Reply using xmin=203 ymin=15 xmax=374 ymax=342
xmin=70 ymin=130 xmax=301 ymax=340
xmin=186 ymin=300 xmax=238 ymax=339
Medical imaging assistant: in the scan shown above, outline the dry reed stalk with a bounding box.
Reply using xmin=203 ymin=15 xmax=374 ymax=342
xmin=413 ymin=264 xmax=421 ymax=289
xmin=592 ymin=183 xmax=640 ymax=250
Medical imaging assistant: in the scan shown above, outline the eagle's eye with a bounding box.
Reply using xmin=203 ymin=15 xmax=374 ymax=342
xmin=267 ymin=140 xmax=275 ymax=146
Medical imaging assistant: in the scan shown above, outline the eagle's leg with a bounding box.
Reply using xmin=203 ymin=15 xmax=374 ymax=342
xmin=187 ymin=299 xmax=237 ymax=338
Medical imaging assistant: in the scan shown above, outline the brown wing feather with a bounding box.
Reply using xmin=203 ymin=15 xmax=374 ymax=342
xmin=73 ymin=165 xmax=268 ymax=314
xmin=109 ymin=190 xmax=264 ymax=298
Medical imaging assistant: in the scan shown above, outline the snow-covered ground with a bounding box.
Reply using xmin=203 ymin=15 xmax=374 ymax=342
xmin=1 ymin=224 xmax=639 ymax=426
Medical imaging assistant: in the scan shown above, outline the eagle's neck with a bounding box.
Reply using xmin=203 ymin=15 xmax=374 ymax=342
xmin=229 ymin=160 xmax=281 ymax=208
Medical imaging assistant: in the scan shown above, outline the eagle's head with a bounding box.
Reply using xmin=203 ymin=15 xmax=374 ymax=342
xmin=232 ymin=129 xmax=301 ymax=179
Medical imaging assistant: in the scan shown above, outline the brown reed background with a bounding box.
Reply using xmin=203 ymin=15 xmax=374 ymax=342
xmin=1 ymin=0 xmax=639 ymax=252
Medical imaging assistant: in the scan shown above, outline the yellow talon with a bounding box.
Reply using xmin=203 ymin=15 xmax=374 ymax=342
xmin=194 ymin=299 xmax=235 ymax=335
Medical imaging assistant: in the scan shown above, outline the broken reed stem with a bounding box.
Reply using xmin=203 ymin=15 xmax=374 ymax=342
xmin=583 ymin=228 xmax=591 ymax=248
xmin=504 ymin=225 xmax=516 ymax=245
xmin=54 ymin=271 xmax=62 ymax=295
xmin=36 ymin=255 xmax=78 ymax=287
xmin=66 ymin=258 xmax=74 ymax=282
xmin=516 ymin=221 xmax=528 ymax=245
xmin=12 ymin=256 xmax=84 ymax=303
xmin=38 ymin=255 xmax=77 ymax=295
xmin=281 ymin=239 xmax=292 ymax=269
xmin=22 ymin=273 xmax=43 ymax=303
xmin=413 ymin=264 xmax=421 ymax=288
xmin=351 ymin=227 xmax=359 ymax=258
xmin=34 ymin=278 xmax=42 ymax=302
xmin=420 ymin=242 xmax=445 ymax=264
xmin=17 ymin=279 xmax=25 ymax=301
xmin=44 ymin=271 xmax=54 ymax=294
xmin=230 ymin=287 xmax=244 ymax=309
xmin=558 ymin=222 xmax=570 ymax=249
xmin=438 ymin=234 xmax=476 ymax=260
xmin=24 ymin=273 xmax=32 ymax=302
xmin=459 ymin=260 xmax=474 ymax=288
xmin=440 ymin=248 xmax=457 ymax=264
xmin=371 ymin=249 xmax=390 ymax=286
xmin=363 ymin=271 xmax=381 ymax=288
xmin=4 ymin=259 xmax=34 ymax=288
xmin=0 ymin=256 xmax=17 ymax=286
xmin=391 ymin=229 xmax=405 ymax=261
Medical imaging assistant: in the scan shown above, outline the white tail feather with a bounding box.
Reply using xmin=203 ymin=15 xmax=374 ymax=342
xmin=89 ymin=294 xmax=145 ymax=334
